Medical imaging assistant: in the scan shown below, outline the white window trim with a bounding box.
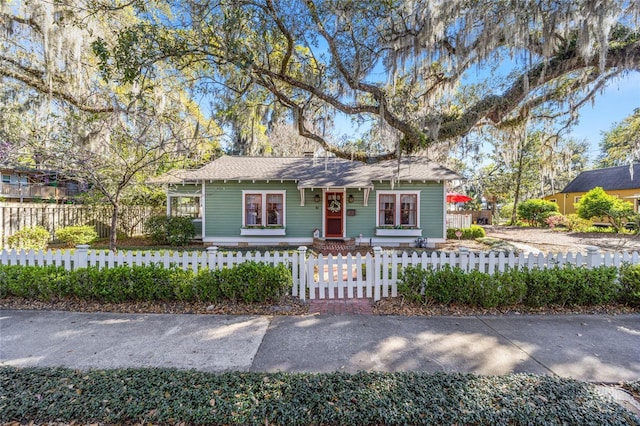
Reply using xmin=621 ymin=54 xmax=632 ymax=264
xmin=376 ymin=190 xmax=420 ymax=228
xmin=242 ymin=190 xmax=286 ymax=228
xmin=166 ymin=191 xmax=202 ymax=219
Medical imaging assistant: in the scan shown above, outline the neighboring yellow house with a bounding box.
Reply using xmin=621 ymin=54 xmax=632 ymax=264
xmin=544 ymin=164 xmax=640 ymax=216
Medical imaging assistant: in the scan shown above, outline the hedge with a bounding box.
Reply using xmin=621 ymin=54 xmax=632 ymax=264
xmin=446 ymin=225 xmax=486 ymax=240
xmin=1 ymin=367 xmax=636 ymax=426
xmin=397 ymin=264 xmax=635 ymax=308
xmin=0 ymin=261 xmax=292 ymax=304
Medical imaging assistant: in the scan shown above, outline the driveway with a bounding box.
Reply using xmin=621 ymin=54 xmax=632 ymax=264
xmin=484 ymin=226 xmax=640 ymax=253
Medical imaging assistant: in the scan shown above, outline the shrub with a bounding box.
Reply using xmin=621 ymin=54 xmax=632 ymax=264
xmin=144 ymin=215 xmax=195 ymax=246
xmin=1 ymin=261 xmax=292 ymax=305
xmin=69 ymin=264 xmax=193 ymax=303
xmin=192 ymin=269 xmax=222 ymax=302
xmin=6 ymin=226 xmax=50 ymax=250
xmin=55 ymin=225 xmax=98 ymax=247
xmin=446 ymin=225 xmax=486 ymax=240
xmin=499 ymin=203 xmax=514 ymax=221
xmin=620 ymin=263 xmax=640 ymax=305
xmin=517 ymin=199 xmax=560 ymax=227
xmin=218 ymin=261 xmax=293 ymax=303
xmin=396 ymin=264 xmax=428 ymax=303
xmin=576 ymin=187 xmax=635 ymax=233
xmin=0 ymin=265 xmax=70 ymax=300
xmin=398 ymin=264 xmax=620 ymax=309
xmin=544 ymin=214 xmax=565 ymax=229
xmin=564 ymin=214 xmax=592 ymax=232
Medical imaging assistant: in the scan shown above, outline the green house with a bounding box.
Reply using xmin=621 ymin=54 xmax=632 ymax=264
xmin=153 ymin=156 xmax=463 ymax=249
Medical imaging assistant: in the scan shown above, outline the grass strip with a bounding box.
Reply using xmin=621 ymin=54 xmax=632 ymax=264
xmin=1 ymin=367 xmax=638 ymax=425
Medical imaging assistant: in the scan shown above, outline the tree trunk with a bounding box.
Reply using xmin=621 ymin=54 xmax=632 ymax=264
xmin=510 ymin=145 xmax=526 ymax=226
xmin=109 ymin=202 xmax=119 ymax=252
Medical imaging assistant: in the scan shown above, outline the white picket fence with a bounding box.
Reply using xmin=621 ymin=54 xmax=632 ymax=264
xmin=1 ymin=245 xmax=639 ymax=301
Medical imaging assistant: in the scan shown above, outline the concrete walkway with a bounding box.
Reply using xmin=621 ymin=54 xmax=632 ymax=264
xmin=1 ymin=310 xmax=639 ymax=383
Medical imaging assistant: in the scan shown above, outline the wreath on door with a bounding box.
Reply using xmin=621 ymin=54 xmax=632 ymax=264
xmin=328 ymin=199 xmax=341 ymax=213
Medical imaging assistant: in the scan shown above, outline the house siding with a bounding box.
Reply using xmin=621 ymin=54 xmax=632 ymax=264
xmin=365 ymin=182 xmax=445 ymax=240
xmin=204 ymin=181 xmax=323 ymax=238
xmin=202 ymin=180 xmax=446 ymax=243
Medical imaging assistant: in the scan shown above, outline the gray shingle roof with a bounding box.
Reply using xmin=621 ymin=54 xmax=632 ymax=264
xmin=160 ymin=156 xmax=463 ymax=187
xmin=561 ymin=164 xmax=640 ymax=193
xmin=147 ymin=169 xmax=199 ymax=184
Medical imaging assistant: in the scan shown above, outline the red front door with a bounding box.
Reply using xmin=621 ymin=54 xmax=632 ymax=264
xmin=325 ymin=192 xmax=343 ymax=238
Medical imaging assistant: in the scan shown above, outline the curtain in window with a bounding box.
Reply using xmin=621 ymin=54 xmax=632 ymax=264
xmin=400 ymin=194 xmax=417 ymax=226
xmin=266 ymin=194 xmax=283 ymax=225
xmin=245 ymin=194 xmax=262 ymax=225
xmin=379 ymin=194 xmax=396 ymax=226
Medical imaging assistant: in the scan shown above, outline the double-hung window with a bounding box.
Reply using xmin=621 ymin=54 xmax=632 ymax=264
xmin=243 ymin=191 xmax=285 ymax=227
xmin=377 ymin=191 xmax=419 ymax=227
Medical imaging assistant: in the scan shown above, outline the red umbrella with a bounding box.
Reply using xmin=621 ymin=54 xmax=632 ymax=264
xmin=446 ymin=192 xmax=473 ymax=203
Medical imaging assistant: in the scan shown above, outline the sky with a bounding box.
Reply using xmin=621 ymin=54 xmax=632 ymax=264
xmin=570 ymin=73 xmax=640 ymax=164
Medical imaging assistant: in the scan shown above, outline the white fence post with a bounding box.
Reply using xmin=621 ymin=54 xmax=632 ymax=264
xmin=207 ymin=246 xmax=218 ymax=270
xmin=586 ymin=246 xmax=600 ymax=268
xmin=75 ymin=244 xmax=89 ymax=270
xmin=459 ymin=247 xmax=469 ymax=272
xmin=297 ymin=246 xmax=307 ymax=301
xmin=373 ymin=246 xmax=382 ymax=301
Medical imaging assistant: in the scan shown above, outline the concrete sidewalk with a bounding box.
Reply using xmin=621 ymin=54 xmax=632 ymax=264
xmin=1 ymin=310 xmax=639 ymax=382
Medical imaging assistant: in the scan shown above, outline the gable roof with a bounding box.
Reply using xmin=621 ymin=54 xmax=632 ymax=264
xmin=157 ymin=156 xmax=463 ymax=189
xmin=147 ymin=169 xmax=199 ymax=185
xmin=561 ymin=164 xmax=640 ymax=193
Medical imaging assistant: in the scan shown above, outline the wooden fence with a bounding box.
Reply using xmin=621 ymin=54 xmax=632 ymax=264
xmin=445 ymin=213 xmax=472 ymax=229
xmin=0 ymin=202 xmax=162 ymax=245
xmin=2 ymin=246 xmax=638 ymax=301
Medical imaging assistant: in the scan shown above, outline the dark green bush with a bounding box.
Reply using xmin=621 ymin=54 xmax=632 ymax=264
xmin=0 ymin=264 xmax=70 ymax=300
xmin=218 ymin=261 xmax=293 ymax=303
xmin=55 ymin=225 xmax=98 ymax=247
xmin=396 ymin=264 xmax=428 ymax=303
xmin=68 ymin=264 xmax=191 ymax=303
xmin=398 ymin=264 xmax=621 ymax=308
xmin=192 ymin=269 xmax=222 ymax=302
xmin=0 ymin=261 xmax=292 ymax=304
xmin=620 ymin=263 xmax=640 ymax=305
xmin=6 ymin=226 xmax=50 ymax=250
xmin=144 ymin=215 xmax=195 ymax=246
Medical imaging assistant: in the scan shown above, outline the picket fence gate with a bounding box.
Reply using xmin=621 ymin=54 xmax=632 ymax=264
xmin=1 ymin=245 xmax=639 ymax=301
